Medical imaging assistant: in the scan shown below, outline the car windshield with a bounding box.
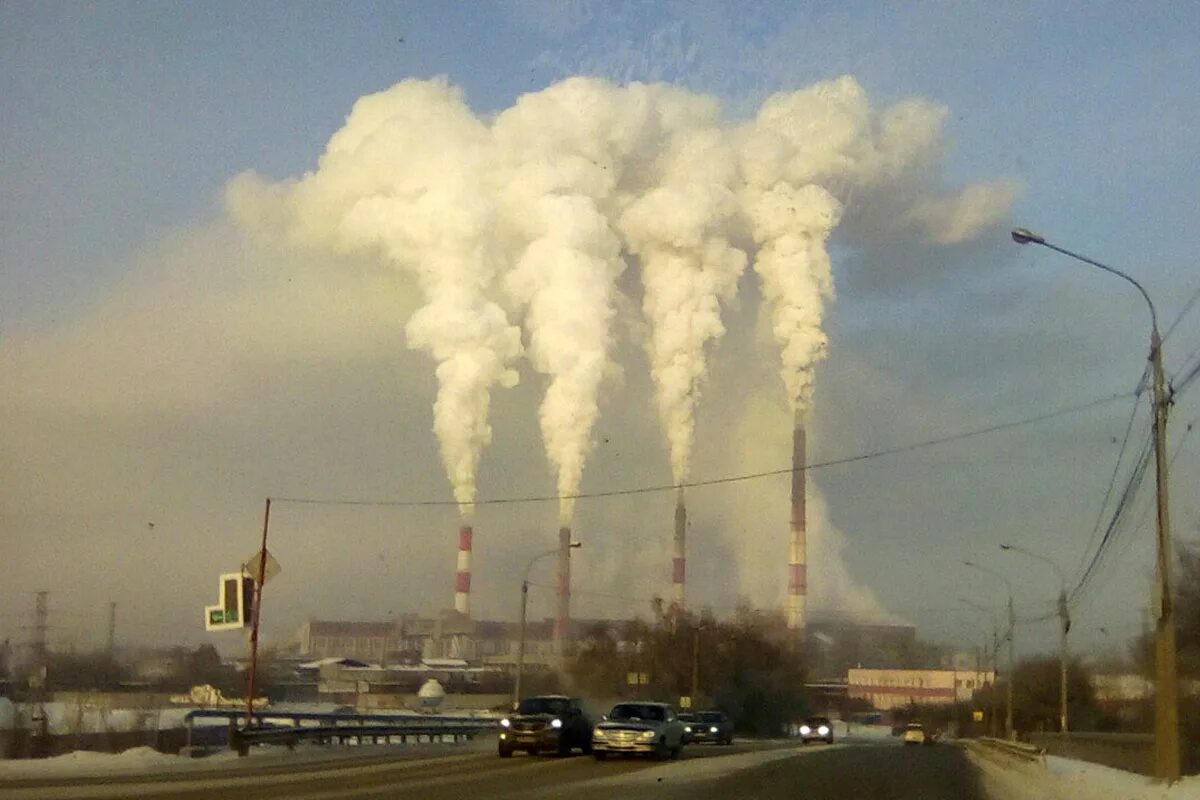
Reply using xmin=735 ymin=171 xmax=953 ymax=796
xmin=517 ymin=697 xmax=570 ymax=715
xmin=679 ymin=713 xmax=699 ymax=722
xmin=806 ymin=717 xmax=830 ymax=725
xmin=609 ymin=704 xmax=665 ymax=721
xmin=698 ymin=712 xmax=724 ymax=722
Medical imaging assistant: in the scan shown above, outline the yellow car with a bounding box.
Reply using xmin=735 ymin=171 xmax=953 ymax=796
xmin=902 ymin=723 xmax=926 ymax=745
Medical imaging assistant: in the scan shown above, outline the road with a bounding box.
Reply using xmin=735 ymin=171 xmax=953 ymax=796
xmin=3 ymin=738 xmax=986 ymax=800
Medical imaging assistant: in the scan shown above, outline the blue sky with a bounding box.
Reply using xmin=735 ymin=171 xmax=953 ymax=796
xmin=3 ymin=2 xmax=1199 ymax=662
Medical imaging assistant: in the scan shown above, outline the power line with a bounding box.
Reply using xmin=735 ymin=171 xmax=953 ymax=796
xmin=274 ymin=391 xmax=1134 ymax=510
xmin=1068 ymin=414 xmax=1195 ymax=611
xmin=1163 ymin=283 xmax=1200 ymax=343
xmin=1069 ymin=432 xmax=1155 ymax=606
xmin=1074 ymin=381 xmax=1148 ymax=587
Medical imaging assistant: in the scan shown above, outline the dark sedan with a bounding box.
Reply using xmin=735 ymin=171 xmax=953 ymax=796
xmin=679 ymin=710 xmax=734 ymax=745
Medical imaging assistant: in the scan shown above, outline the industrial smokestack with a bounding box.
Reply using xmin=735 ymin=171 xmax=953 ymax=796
xmin=787 ymin=415 xmax=807 ymax=632
xmin=672 ymin=488 xmax=686 ymax=610
xmin=455 ymin=524 xmax=473 ymax=616
xmin=554 ymin=526 xmax=571 ymax=652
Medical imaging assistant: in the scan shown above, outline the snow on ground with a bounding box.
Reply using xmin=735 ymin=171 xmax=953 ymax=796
xmin=0 ymin=747 xmax=185 ymax=777
xmin=968 ymin=742 xmax=1200 ymax=800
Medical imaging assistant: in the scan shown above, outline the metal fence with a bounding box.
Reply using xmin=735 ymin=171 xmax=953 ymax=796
xmin=183 ymin=709 xmax=499 ymax=756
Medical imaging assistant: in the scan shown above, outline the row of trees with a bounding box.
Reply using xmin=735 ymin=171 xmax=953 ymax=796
xmin=566 ymin=606 xmax=811 ymax=735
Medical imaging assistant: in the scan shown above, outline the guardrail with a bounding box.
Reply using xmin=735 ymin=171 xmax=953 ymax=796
xmin=975 ymin=736 xmax=1046 ymax=763
xmin=182 ymin=709 xmax=499 ymax=756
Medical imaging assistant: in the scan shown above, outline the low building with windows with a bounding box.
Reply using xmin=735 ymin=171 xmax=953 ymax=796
xmin=847 ymin=666 xmax=995 ymax=710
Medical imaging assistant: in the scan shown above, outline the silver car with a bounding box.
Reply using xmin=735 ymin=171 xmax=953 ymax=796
xmin=592 ymin=701 xmax=686 ymax=760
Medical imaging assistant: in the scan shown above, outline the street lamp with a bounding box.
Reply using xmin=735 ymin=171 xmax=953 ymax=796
xmin=964 ymin=560 xmax=1016 ymax=739
xmin=959 ymin=598 xmax=1002 ymax=737
xmin=1011 ymin=228 xmax=1178 ymax=781
xmin=513 ymin=541 xmax=581 ymax=708
xmin=1001 ymin=543 xmax=1070 ymax=733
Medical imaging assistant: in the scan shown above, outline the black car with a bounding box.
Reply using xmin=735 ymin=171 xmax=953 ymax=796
xmin=799 ymin=715 xmax=834 ymax=744
xmin=679 ymin=710 xmax=734 ymax=745
xmin=499 ymin=695 xmax=594 ymax=757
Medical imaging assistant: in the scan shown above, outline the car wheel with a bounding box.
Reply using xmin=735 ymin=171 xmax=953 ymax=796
xmin=671 ymin=744 xmax=683 ymax=760
xmin=557 ymin=738 xmax=572 ymax=757
xmin=723 ymin=736 xmax=734 ymax=746
xmin=582 ymin=738 xmax=593 ymax=755
xmin=593 ymin=751 xmax=607 ymax=761
xmin=655 ymin=739 xmax=670 ymax=761
xmin=498 ymin=746 xmax=514 ymax=758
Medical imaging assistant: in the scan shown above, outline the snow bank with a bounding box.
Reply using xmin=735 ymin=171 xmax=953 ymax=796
xmin=968 ymin=742 xmax=1200 ymax=800
xmin=0 ymin=746 xmax=181 ymax=778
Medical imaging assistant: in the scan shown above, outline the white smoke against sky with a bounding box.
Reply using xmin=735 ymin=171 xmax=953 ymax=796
xmin=228 ymin=79 xmax=521 ymax=514
xmin=491 ymin=78 xmax=654 ymax=523
xmin=226 ymin=73 xmax=1013 ymax=614
xmin=618 ymin=85 xmax=748 ymax=484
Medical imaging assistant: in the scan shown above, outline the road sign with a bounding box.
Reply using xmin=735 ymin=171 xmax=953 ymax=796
xmin=242 ymin=550 xmax=281 ymax=585
xmin=972 ymin=710 xmax=984 ymax=722
xmin=204 ymin=573 xmax=254 ymax=631
xmin=679 ymin=696 xmax=692 ymax=709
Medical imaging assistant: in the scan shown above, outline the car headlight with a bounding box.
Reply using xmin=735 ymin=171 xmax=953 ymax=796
xmin=684 ymin=725 xmax=692 ymax=733
xmin=710 ymin=726 xmax=719 ymax=733
xmin=799 ymin=725 xmax=811 ymax=735
xmin=550 ymin=718 xmax=563 ymax=729
xmin=500 ymin=718 xmax=511 ymax=728
xmin=639 ymin=730 xmax=656 ymax=740
xmin=818 ymin=726 xmax=830 ymax=735
xmin=592 ymin=728 xmax=606 ymax=739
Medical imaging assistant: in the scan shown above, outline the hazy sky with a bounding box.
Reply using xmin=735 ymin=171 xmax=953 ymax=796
xmin=3 ymin=1 xmax=1199 ymax=665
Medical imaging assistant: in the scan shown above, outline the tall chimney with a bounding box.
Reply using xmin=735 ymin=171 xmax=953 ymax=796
xmin=455 ymin=524 xmax=473 ymax=616
xmin=554 ymin=526 xmax=571 ymax=652
xmin=787 ymin=414 xmax=807 ymax=632
xmin=672 ymin=488 xmax=686 ymax=610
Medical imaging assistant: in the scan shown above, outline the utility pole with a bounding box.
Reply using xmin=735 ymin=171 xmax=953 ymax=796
xmin=107 ymin=602 xmax=117 ymax=655
xmin=245 ymin=498 xmax=271 ymax=728
xmin=1011 ymin=229 xmax=1178 ymax=780
xmin=1058 ymin=590 xmax=1070 ymax=733
xmin=1006 ymin=594 xmax=1015 ymax=740
xmin=1149 ymin=324 xmax=1180 ymax=781
xmin=690 ymin=627 xmax=700 ymax=702
xmin=1001 ymin=543 xmax=1070 ymax=733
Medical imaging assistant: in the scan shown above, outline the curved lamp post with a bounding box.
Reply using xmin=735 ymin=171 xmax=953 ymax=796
xmin=1001 ymin=543 xmax=1070 ymax=733
xmin=513 ymin=541 xmax=581 ymax=707
xmin=964 ymin=560 xmax=1016 ymax=739
xmin=1012 ymin=228 xmax=1178 ymax=781
xmin=960 ymin=597 xmax=1002 ymax=736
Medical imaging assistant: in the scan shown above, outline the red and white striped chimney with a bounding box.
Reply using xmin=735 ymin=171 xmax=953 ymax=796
xmin=553 ymin=526 xmax=571 ymax=651
xmin=787 ymin=416 xmax=808 ymax=632
xmin=454 ymin=524 xmax=473 ymax=616
xmin=672 ymin=488 xmax=686 ymax=609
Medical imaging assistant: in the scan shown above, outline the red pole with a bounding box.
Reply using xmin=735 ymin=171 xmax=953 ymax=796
xmin=245 ymin=497 xmax=271 ymax=728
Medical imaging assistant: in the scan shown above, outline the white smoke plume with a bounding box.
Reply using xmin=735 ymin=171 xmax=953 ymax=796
xmin=491 ymin=78 xmax=654 ymax=522
xmin=227 ymin=72 xmax=1012 ymax=557
xmin=227 ymin=79 xmax=521 ymax=514
xmin=618 ymin=87 xmax=748 ymax=483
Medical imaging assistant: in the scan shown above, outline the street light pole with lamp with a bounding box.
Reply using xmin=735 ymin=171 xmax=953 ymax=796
xmin=964 ymin=560 xmax=1016 ymax=739
xmin=513 ymin=541 xmax=581 ymax=708
xmin=960 ymin=597 xmax=1002 ymax=737
xmin=1011 ymin=228 xmax=1178 ymax=781
xmin=1001 ymin=543 xmax=1070 ymax=733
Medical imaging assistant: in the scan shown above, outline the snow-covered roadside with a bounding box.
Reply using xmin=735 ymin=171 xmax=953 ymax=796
xmin=0 ymin=738 xmax=492 ymax=780
xmin=967 ymin=742 xmax=1200 ymax=800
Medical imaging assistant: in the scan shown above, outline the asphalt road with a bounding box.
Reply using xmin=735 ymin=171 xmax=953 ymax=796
xmin=3 ymin=738 xmax=987 ymax=800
